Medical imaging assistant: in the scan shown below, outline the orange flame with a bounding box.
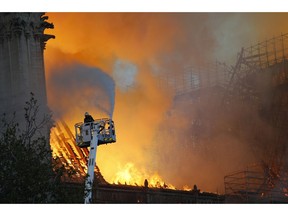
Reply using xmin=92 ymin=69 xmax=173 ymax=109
xmin=49 ymin=119 xmax=193 ymax=190
xmin=50 ymin=123 xmax=89 ymax=176
xmin=183 ymin=185 xmax=192 ymax=191
xmin=112 ymin=162 xmax=180 ymax=190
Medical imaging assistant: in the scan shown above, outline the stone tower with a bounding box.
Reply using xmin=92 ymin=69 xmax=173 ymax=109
xmin=0 ymin=13 xmax=54 ymax=136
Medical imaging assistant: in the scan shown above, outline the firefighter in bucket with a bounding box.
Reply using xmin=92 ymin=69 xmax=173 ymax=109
xmin=75 ymin=112 xmax=115 ymax=148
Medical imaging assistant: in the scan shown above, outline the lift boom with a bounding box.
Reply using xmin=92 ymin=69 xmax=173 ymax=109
xmin=75 ymin=118 xmax=116 ymax=203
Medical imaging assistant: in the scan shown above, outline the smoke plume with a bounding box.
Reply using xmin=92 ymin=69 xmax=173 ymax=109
xmin=44 ymin=13 xmax=288 ymax=193
xmin=47 ymin=63 xmax=115 ymax=120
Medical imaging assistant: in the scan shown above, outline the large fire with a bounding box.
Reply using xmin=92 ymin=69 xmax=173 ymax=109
xmin=111 ymin=163 xmax=192 ymax=190
xmin=43 ymin=13 xmax=288 ymax=195
xmin=111 ymin=162 xmax=176 ymax=189
xmin=50 ymin=120 xmax=191 ymax=190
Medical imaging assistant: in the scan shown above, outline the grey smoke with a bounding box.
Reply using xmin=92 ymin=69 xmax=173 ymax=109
xmin=112 ymin=59 xmax=138 ymax=92
xmin=48 ymin=63 xmax=115 ymax=119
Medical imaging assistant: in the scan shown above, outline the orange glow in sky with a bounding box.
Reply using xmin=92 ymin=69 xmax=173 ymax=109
xmin=44 ymin=13 xmax=288 ymax=193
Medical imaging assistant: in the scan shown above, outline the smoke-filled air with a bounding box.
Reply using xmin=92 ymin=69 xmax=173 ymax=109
xmin=44 ymin=13 xmax=288 ymax=193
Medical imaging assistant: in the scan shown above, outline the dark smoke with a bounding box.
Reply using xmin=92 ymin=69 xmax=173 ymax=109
xmin=47 ymin=63 xmax=115 ymax=119
xmin=150 ymin=59 xmax=288 ymax=193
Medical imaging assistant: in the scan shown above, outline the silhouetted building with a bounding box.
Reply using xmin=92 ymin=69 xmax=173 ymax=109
xmin=0 ymin=12 xmax=54 ymax=138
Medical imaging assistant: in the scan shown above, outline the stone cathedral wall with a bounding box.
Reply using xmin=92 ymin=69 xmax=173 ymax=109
xmin=0 ymin=13 xmax=54 ymax=137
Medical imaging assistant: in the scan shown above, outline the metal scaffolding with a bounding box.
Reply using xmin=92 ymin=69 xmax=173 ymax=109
xmin=156 ymin=33 xmax=288 ymax=203
xmin=224 ymin=164 xmax=288 ymax=203
xmin=158 ymin=61 xmax=230 ymax=96
xmin=241 ymin=33 xmax=288 ymax=69
xmin=226 ymin=33 xmax=288 ymax=101
xmin=223 ymin=34 xmax=288 ymax=203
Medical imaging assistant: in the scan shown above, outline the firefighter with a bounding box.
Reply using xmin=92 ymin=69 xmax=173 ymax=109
xmin=84 ymin=112 xmax=94 ymax=123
